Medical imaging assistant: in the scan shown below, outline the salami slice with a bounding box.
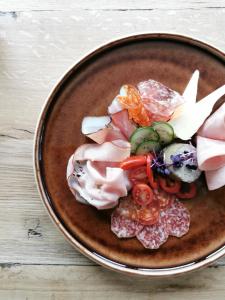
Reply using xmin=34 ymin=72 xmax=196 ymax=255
xmin=153 ymin=189 xmax=175 ymax=209
xmin=111 ymin=209 xmax=143 ymax=238
xmin=161 ymin=199 xmax=190 ymax=238
xmin=136 ymin=216 xmax=169 ymax=249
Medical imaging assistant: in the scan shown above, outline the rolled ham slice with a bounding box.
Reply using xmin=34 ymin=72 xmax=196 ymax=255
xmin=197 ymin=102 xmax=225 ymax=190
xmin=198 ymin=102 xmax=225 ymax=140
xmin=197 ymin=136 xmax=225 ymax=171
xmin=73 ymin=140 xmax=131 ymax=162
xmin=205 ymin=166 xmax=225 ymax=191
xmin=67 ymin=154 xmax=131 ymax=209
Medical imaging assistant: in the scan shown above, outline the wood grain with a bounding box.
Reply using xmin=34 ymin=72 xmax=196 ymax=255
xmin=1 ymin=0 xmax=225 ymax=11
xmin=0 ymin=265 xmax=225 ymax=299
xmin=0 ymin=0 xmax=225 ymax=298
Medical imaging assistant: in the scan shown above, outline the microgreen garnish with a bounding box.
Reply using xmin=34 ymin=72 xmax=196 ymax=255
xmin=149 ymin=148 xmax=198 ymax=175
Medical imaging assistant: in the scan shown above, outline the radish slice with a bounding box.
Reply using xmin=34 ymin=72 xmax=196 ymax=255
xmin=73 ymin=141 xmax=131 ymax=162
xmin=169 ymin=84 xmax=225 ymax=140
xmin=81 ymin=116 xmax=111 ymax=135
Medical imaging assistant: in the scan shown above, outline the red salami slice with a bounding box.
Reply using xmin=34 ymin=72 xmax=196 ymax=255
xmin=111 ymin=209 xmax=143 ymax=238
xmin=161 ymin=199 xmax=190 ymax=238
xmin=136 ymin=216 xmax=169 ymax=249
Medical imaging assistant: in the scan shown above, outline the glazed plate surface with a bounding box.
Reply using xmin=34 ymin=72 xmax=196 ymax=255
xmin=34 ymin=33 xmax=225 ymax=276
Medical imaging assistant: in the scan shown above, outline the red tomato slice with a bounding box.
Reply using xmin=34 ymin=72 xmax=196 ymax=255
xmin=120 ymin=155 xmax=147 ymax=170
xmin=146 ymin=154 xmax=158 ymax=189
xmin=132 ymin=183 xmax=153 ymax=206
xmin=154 ymin=189 xmax=174 ymax=208
xmin=137 ymin=201 xmax=160 ymax=225
xmin=129 ymin=166 xmax=148 ymax=184
xmin=176 ymin=183 xmax=197 ymax=199
xmin=158 ymin=177 xmax=181 ymax=194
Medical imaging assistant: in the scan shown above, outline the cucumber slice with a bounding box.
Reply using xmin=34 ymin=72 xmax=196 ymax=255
xmin=152 ymin=122 xmax=174 ymax=145
xmin=136 ymin=140 xmax=161 ymax=155
xmin=130 ymin=127 xmax=159 ymax=153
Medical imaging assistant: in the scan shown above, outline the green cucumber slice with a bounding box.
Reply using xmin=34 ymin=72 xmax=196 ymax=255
xmin=130 ymin=127 xmax=159 ymax=153
xmin=136 ymin=140 xmax=161 ymax=155
xmin=152 ymin=122 xmax=174 ymax=145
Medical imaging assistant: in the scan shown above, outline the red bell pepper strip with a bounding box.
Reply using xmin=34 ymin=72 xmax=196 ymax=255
xmin=119 ymin=155 xmax=147 ymax=170
xmin=158 ymin=177 xmax=181 ymax=194
xmin=146 ymin=154 xmax=158 ymax=189
xmin=176 ymin=182 xmax=197 ymax=199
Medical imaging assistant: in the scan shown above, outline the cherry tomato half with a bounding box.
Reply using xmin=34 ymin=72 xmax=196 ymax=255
xmin=146 ymin=154 xmax=158 ymax=189
xmin=158 ymin=177 xmax=181 ymax=194
xmin=129 ymin=166 xmax=148 ymax=185
xmin=120 ymin=155 xmax=147 ymax=170
xmin=176 ymin=182 xmax=197 ymax=199
xmin=132 ymin=183 xmax=153 ymax=206
xmin=137 ymin=202 xmax=160 ymax=225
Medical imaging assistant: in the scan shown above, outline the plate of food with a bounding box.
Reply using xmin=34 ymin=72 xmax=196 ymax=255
xmin=34 ymin=33 xmax=225 ymax=276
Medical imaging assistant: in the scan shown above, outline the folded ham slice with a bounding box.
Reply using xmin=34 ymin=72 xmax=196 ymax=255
xmin=197 ymin=102 xmax=225 ymax=190
xmin=197 ymin=136 xmax=225 ymax=171
xmin=87 ymin=126 xmax=126 ymax=144
xmin=205 ymin=166 xmax=225 ymax=191
xmin=67 ymin=141 xmax=131 ymax=209
xmin=111 ymin=110 xmax=136 ymax=140
xmin=74 ymin=140 xmax=131 ymax=162
xmin=198 ymin=102 xmax=225 ymax=140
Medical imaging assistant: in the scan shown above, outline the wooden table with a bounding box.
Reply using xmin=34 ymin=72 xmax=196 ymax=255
xmin=0 ymin=1 xmax=225 ymax=299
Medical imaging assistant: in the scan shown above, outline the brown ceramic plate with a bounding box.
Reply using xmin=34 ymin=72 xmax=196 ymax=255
xmin=34 ymin=33 xmax=225 ymax=277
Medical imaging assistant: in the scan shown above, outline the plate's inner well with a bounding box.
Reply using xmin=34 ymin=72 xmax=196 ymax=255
xmin=40 ymin=37 xmax=225 ymax=268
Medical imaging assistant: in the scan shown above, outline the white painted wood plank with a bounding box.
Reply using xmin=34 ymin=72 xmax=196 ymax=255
xmin=1 ymin=0 xmax=225 ymax=11
xmin=0 ymin=138 xmax=93 ymax=265
xmin=0 ymin=7 xmax=225 ymax=267
xmin=0 ymin=265 xmax=225 ymax=299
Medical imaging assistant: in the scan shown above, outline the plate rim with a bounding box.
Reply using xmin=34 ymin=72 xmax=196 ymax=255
xmin=33 ymin=32 xmax=225 ymax=277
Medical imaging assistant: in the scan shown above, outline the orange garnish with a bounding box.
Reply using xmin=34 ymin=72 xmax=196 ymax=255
xmin=118 ymin=85 xmax=152 ymax=126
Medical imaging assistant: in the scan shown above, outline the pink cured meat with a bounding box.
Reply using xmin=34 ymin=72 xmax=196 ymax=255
xmin=161 ymin=199 xmax=190 ymax=238
xmin=197 ymin=136 xmax=225 ymax=171
xmin=110 ymin=198 xmax=190 ymax=248
xmin=137 ymin=79 xmax=184 ymax=121
xmin=73 ymin=140 xmax=131 ymax=162
xmin=111 ymin=209 xmax=143 ymax=238
xmin=136 ymin=216 xmax=169 ymax=249
xmin=87 ymin=126 xmax=127 ymax=144
xmin=205 ymin=166 xmax=225 ymax=190
xmin=197 ymin=102 xmax=225 ymax=190
xmin=111 ymin=109 xmax=136 ymax=139
xmin=198 ymin=102 xmax=225 ymax=140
